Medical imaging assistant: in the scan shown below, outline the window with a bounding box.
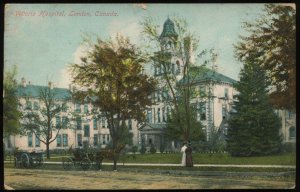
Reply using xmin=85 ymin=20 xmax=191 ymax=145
xmin=28 ymin=132 xmax=33 ymax=147
xmin=107 ymin=134 xmax=110 ymax=142
xmin=158 ymin=108 xmax=161 ymax=123
xmin=200 ymin=86 xmax=206 ymax=97
xmin=172 ymin=63 xmax=175 ymax=74
xmin=57 ymin=134 xmax=62 ymax=147
xmin=162 ymin=107 xmax=166 ymax=122
xmin=147 ymin=109 xmax=152 ymax=123
xmin=287 ymin=111 xmax=295 ymax=119
xmin=176 ymin=60 xmax=180 ymax=74
xmin=94 ymin=134 xmax=98 ymax=146
xmin=26 ymin=101 xmax=32 ymax=110
xmin=102 ymin=117 xmax=106 ymax=128
xmin=35 ymin=133 xmax=40 ymax=147
xmin=77 ymin=134 xmax=82 ymax=147
xmin=200 ymin=102 xmax=206 ymax=120
xmin=222 ymin=104 xmax=226 ymax=119
xmin=75 ymin=103 xmax=81 ymax=113
xmin=224 ymin=88 xmax=228 ymax=98
xmin=63 ymin=134 xmax=68 ymax=146
xmin=84 ymin=125 xmax=90 ymax=137
xmin=7 ymin=137 xmax=12 ymax=148
xmin=162 ymin=90 xmax=168 ymax=101
xmin=62 ymin=116 xmax=68 ymax=127
xmin=62 ymin=103 xmax=67 ymax=112
xmin=128 ymin=119 xmax=132 ymax=130
xmin=76 ymin=117 xmax=82 ymax=130
xmin=93 ymin=118 xmax=97 ymax=130
xmin=56 ymin=116 xmax=61 ymax=128
xmin=289 ymin=126 xmax=296 ymax=138
xmin=84 ymin=104 xmax=88 ymax=114
xmin=33 ymin=101 xmax=39 ymax=110
xmin=102 ymin=135 xmax=106 ymax=144
xmin=157 ymin=91 xmax=160 ymax=102
xmin=153 ymin=108 xmax=156 ymax=123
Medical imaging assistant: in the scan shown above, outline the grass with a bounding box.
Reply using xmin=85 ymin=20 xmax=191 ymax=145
xmin=4 ymin=162 xmax=295 ymax=173
xmin=5 ymin=152 xmax=296 ymax=165
xmin=117 ymin=152 xmax=296 ymax=165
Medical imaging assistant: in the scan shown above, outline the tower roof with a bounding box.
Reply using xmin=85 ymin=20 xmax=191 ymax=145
xmin=160 ymin=18 xmax=178 ymax=39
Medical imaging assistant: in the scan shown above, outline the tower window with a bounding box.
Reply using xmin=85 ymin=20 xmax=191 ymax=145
xmin=176 ymin=60 xmax=180 ymax=74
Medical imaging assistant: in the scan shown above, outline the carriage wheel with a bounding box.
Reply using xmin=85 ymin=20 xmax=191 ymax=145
xmin=62 ymin=157 xmax=74 ymax=170
xmin=80 ymin=158 xmax=91 ymax=171
xmin=34 ymin=157 xmax=44 ymax=168
xmin=21 ymin=153 xmax=29 ymax=168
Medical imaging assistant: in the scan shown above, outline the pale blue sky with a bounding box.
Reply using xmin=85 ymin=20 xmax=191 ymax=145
xmin=5 ymin=3 xmax=267 ymax=88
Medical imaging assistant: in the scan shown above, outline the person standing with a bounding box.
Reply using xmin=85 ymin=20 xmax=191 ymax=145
xmin=185 ymin=141 xmax=193 ymax=167
xmin=180 ymin=142 xmax=187 ymax=166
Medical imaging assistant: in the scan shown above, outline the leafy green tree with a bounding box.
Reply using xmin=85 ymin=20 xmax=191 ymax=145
xmin=3 ymin=65 xmax=22 ymax=138
xmin=70 ymin=35 xmax=157 ymax=170
xmin=227 ymin=60 xmax=282 ymax=157
xmin=21 ymin=86 xmax=69 ymax=159
xmin=141 ymin=17 xmax=213 ymax=145
xmin=164 ymin=99 xmax=205 ymax=143
xmin=235 ymin=4 xmax=296 ymax=111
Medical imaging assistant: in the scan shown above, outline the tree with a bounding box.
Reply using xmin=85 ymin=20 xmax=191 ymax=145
xmin=70 ymin=35 xmax=157 ymax=170
xmin=3 ymin=65 xmax=22 ymax=138
xmin=235 ymin=4 xmax=296 ymax=111
xmin=227 ymin=60 xmax=282 ymax=157
xmin=141 ymin=17 xmax=213 ymax=144
xmin=21 ymin=86 xmax=69 ymax=159
xmin=164 ymin=98 xmax=205 ymax=144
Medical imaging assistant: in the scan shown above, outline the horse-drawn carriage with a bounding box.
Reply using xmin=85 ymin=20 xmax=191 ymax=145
xmin=62 ymin=144 xmax=125 ymax=171
xmin=62 ymin=147 xmax=102 ymax=171
xmin=14 ymin=151 xmax=44 ymax=168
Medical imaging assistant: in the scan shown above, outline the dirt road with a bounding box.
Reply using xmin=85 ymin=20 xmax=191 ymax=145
xmin=4 ymin=168 xmax=295 ymax=190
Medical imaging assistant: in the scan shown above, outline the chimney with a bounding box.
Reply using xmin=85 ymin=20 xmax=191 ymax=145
xmin=21 ymin=77 xmax=26 ymax=87
xmin=48 ymin=81 xmax=54 ymax=89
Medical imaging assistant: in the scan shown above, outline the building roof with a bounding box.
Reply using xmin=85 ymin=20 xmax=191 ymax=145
xmin=178 ymin=65 xmax=237 ymax=85
xmin=17 ymin=84 xmax=71 ymax=100
xmin=139 ymin=122 xmax=166 ymax=130
xmin=160 ymin=18 xmax=178 ymax=39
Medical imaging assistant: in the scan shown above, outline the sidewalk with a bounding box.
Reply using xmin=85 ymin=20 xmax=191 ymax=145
xmin=5 ymin=161 xmax=295 ymax=169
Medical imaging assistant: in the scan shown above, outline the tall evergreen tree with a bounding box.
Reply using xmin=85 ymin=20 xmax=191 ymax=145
xmin=235 ymin=4 xmax=296 ymax=111
xmin=227 ymin=61 xmax=282 ymax=156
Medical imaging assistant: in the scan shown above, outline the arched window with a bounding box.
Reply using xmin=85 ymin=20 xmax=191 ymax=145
xmin=289 ymin=126 xmax=296 ymax=138
xmin=171 ymin=64 xmax=175 ymax=74
xmin=176 ymin=60 xmax=180 ymax=74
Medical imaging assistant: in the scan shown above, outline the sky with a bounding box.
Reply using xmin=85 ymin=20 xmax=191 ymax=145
xmin=4 ymin=3 xmax=269 ymax=88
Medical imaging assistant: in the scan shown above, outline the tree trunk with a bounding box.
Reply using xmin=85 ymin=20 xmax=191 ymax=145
xmin=46 ymin=142 xmax=50 ymax=159
xmin=113 ymin=155 xmax=117 ymax=171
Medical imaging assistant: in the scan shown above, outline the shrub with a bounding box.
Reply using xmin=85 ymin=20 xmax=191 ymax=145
xmin=140 ymin=146 xmax=146 ymax=154
xmin=131 ymin=146 xmax=138 ymax=154
xmin=150 ymin=145 xmax=156 ymax=154
xmin=159 ymin=144 xmax=165 ymax=153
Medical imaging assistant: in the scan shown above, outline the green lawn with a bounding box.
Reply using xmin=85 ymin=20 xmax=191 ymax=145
xmin=117 ymin=153 xmax=296 ymax=165
xmin=5 ymin=152 xmax=295 ymax=165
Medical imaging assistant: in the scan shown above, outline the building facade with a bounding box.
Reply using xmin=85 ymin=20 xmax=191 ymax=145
xmin=4 ymin=18 xmax=295 ymax=153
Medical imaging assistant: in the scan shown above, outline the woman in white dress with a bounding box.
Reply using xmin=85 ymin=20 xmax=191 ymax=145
xmin=181 ymin=143 xmax=187 ymax=166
